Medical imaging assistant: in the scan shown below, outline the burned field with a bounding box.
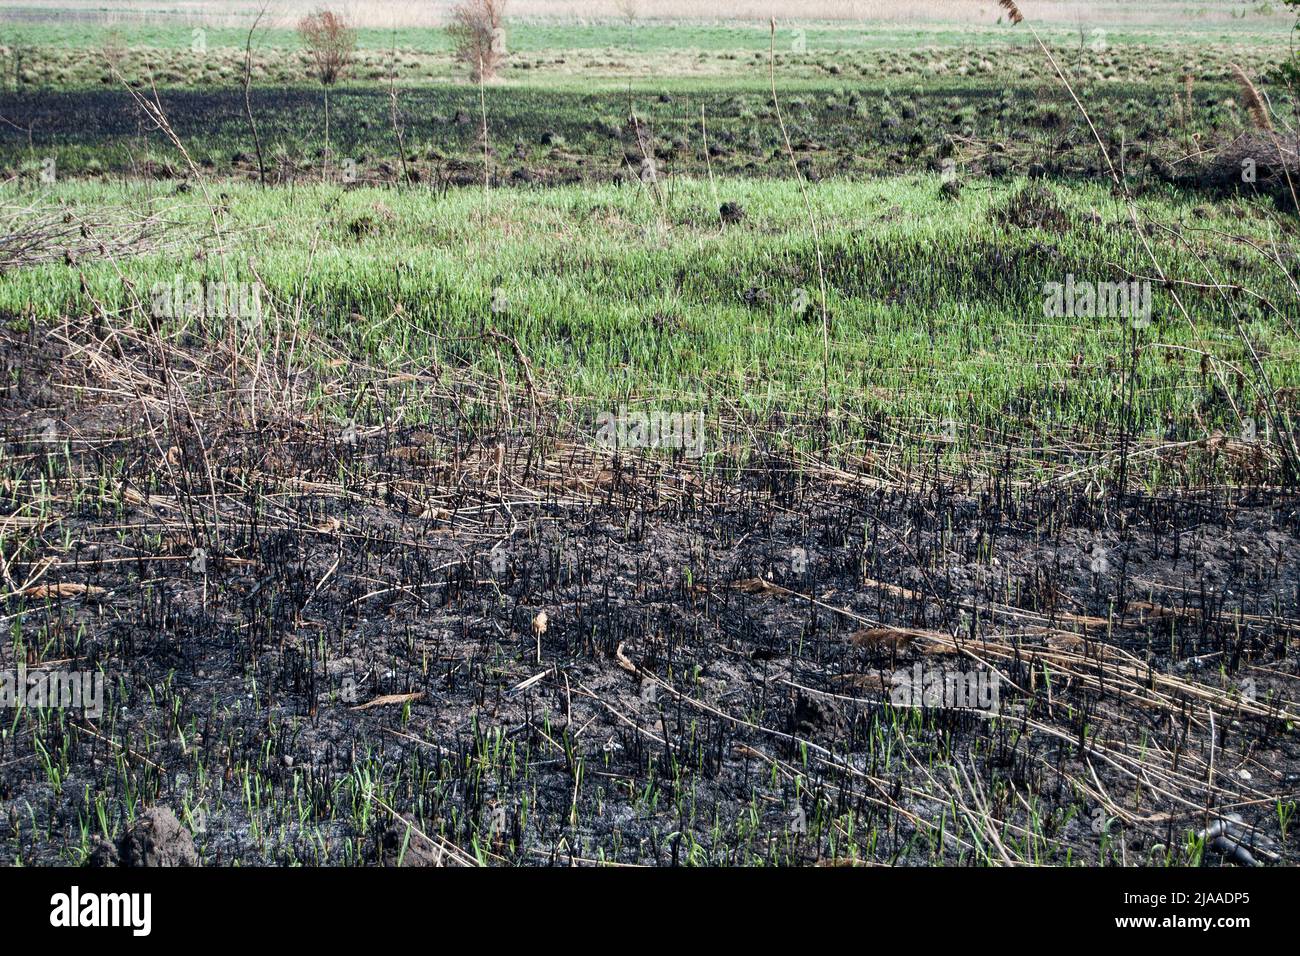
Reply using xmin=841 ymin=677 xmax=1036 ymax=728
xmin=2 ymin=1 xmax=1300 ymax=870
xmin=1 ymin=315 xmax=1297 ymax=867
xmin=1 ymin=74 xmax=1295 ymax=203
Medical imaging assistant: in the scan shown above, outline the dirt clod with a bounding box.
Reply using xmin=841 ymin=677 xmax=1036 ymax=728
xmin=118 ymin=808 xmax=200 ymax=868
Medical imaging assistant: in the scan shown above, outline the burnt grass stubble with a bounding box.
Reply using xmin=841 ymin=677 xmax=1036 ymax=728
xmin=1 ymin=318 xmax=1298 ymax=866
xmin=1 ymin=85 xmax=1292 ymax=202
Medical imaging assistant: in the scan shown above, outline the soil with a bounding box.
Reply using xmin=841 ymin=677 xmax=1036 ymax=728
xmin=117 ymin=807 xmax=200 ymax=867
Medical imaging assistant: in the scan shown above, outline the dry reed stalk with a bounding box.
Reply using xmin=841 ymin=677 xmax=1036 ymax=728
xmin=241 ymin=3 xmax=268 ymax=187
xmin=1231 ymin=63 xmax=1273 ymax=132
xmin=388 ymin=39 xmax=411 ymax=186
xmin=479 ymin=56 xmax=491 ymax=240
xmin=700 ymin=105 xmax=723 ymax=229
xmin=767 ymin=18 xmax=831 ymax=409
xmin=1228 ymin=62 xmax=1299 ymax=213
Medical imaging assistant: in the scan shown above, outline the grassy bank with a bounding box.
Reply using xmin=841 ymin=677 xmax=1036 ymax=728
xmin=4 ymin=174 xmax=1296 ymax=485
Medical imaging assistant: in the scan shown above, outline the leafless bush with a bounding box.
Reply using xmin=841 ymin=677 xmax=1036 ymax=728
xmin=297 ymin=9 xmax=355 ymax=86
xmin=446 ymin=0 xmax=507 ymax=82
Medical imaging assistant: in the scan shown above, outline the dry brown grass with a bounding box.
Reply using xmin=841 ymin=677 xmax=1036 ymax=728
xmin=1231 ymin=61 xmax=1274 ymax=132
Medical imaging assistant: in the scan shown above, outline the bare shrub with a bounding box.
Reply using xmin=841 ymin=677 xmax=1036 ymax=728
xmin=446 ymin=0 xmax=507 ymax=82
xmin=297 ymin=8 xmax=355 ymax=86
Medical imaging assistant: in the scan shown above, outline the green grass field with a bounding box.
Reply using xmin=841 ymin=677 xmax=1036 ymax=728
xmin=0 ymin=10 xmax=1292 ymax=90
xmin=4 ymin=174 xmax=1296 ymax=486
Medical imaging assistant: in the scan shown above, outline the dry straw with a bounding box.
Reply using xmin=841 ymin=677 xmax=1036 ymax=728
xmin=1231 ymin=62 xmax=1273 ymax=132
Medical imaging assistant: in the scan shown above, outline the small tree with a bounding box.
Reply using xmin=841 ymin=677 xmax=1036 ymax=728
xmin=446 ymin=0 xmax=507 ymax=82
xmin=297 ymin=9 xmax=354 ymax=174
xmin=297 ymin=9 xmax=355 ymax=86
